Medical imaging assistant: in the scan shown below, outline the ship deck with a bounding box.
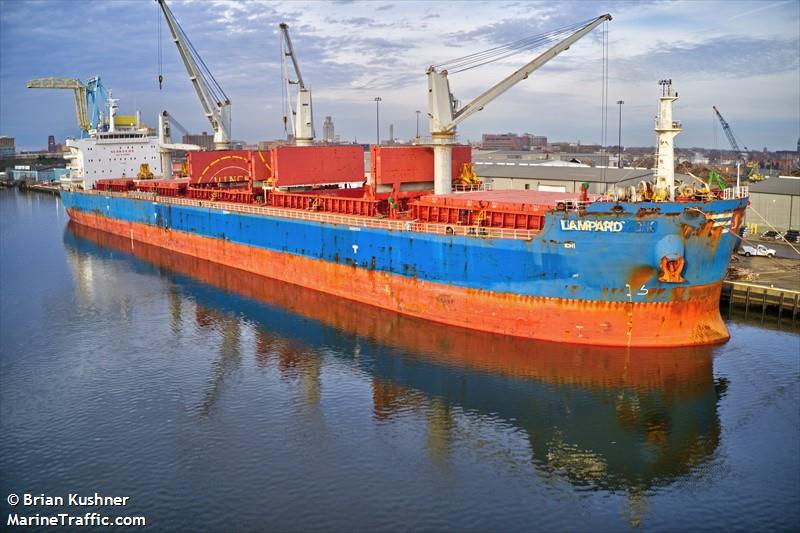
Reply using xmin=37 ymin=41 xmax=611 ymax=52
xmin=82 ymin=190 xmax=542 ymax=241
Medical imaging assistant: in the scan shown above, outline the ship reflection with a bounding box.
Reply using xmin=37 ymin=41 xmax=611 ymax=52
xmin=64 ymin=222 xmax=725 ymax=506
xmin=194 ymin=305 xmax=242 ymax=416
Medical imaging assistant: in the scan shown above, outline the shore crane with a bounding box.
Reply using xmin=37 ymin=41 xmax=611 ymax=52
xmin=27 ymin=76 xmax=108 ymax=133
xmin=427 ymin=14 xmax=611 ymax=194
xmin=157 ymin=0 xmax=231 ymax=150
xmin=280 ymin=23 xmax=314 ymax=146
xmin=712 ymin=105 xmax=748 ymax=161
xmin=712 ymin=106 xmax=764 ymax=181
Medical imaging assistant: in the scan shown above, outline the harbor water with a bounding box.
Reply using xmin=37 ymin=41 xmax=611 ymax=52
xmin=1 ymin=189 xmax=798 ymax=531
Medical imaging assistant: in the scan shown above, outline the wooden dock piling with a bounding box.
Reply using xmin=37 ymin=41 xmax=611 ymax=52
xmin=722 ymin=281 xmax=800 ymax=326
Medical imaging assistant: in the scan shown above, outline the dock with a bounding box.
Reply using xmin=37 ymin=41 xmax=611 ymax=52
xmin=721 ymin=281 xmax=799 ymax=324
xmin=23 ymin=182 xmax=61 ymax=196
xmin=723 ymin=254 xmax=800 ymax=326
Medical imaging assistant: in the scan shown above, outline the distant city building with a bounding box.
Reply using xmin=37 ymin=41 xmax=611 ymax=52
xmin=257 ymin=139 xmax=291 ymax=150
xmin=527 ymin=135 xmax=548 ymax=149
xmin=0 ymin=136 xmax=15 ymax=158
xmin=181 ymin=132 xmax=214 ymax=151
xmin=48 ymin=135 xmax=56 ymax=152
xmin=770 ymin=151 xmax=800 ymax=174
xmin=481 ymin=133 xmax=530 ymax=151
xmin=322 ymin=116 xmax=335 ymax=143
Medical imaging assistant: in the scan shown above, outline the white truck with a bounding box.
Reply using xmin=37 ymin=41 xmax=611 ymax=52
xmin=738 ymin=244 xmax=776 ymax=258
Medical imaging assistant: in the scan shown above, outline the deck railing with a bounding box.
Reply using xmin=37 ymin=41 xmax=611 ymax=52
xmin=82 ymin=190 xmax=539 ymax=241
xmin=722 ymin=186 xmax=749 ymax=200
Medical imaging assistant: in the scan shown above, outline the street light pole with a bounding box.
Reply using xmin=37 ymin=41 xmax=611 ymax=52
xmin=415 ymin=110 xmax=420 ymax=144
xmin=374 ymin=97 xmax=382 ymax=145
xmin=616 ymin=100 xmax=624 ymax=168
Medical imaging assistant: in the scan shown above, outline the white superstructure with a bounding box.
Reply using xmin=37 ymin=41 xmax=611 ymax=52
xmin=63 ymin=122 xmax=163 ymax=190
xmin=62 ymin=94 xmax=202 ymax=189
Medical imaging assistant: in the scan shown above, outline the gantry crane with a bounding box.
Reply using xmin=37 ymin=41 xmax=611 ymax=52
xmin=280 ymin=23 xmax=314 ymax=146
xmin=712 ymin=105 xmax=748 ymax=161
xmin=157 ymin=0 xmax=231 ymax=150
xmin=27 ymin=76 xmax=108 ymax=132
xmin=426 ymin=14 xmax=611 ymax=194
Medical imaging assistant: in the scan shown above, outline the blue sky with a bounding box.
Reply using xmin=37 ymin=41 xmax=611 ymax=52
xmin=1 ymin=0 xmax=798 ymax=151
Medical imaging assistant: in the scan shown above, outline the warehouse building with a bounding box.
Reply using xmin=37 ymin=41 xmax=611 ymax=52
xmin=474 ymin=149 xmax=609 ymax=164
xmin=746 ymin=176 xmax=800 ymax=232
xmin=474 ymin=162 xmax=664 ymax=194
xmin=8 ymin=165 xmax=69 ymax=182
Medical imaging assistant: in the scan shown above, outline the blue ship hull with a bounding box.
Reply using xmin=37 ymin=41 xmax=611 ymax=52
xmin=62 ymin=190 xmax=747 ymax=346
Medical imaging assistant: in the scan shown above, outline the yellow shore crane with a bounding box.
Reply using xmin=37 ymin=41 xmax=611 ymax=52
xmin=27 ymin=76 xmax=108 ymax=133
xmin=27 ymin=78 xmax=89 ymax=131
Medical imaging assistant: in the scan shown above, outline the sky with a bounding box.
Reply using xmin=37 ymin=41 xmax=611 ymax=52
xmin=1 ymin=0 xmax=798 ymax=151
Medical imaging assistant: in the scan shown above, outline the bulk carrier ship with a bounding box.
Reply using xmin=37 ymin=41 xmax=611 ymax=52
xmin=55 ymin=9 xmax=748 ymax=347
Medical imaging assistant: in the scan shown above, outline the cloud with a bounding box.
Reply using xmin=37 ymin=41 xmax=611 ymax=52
xmin=1 ymin=0 xmax=798 ymax=150
xmin=614 ymin=36 xmax=799 ymax=82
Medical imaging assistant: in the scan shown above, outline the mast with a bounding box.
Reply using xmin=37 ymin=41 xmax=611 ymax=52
xmin=654 ymin=79 xmax=681 ymax=201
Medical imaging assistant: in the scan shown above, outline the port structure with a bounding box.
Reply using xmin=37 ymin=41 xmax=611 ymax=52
xmin=713 ymin=105 xmax=749 ymax=162
xmin=711 ymin=106 xmax=766 ymax=182
xmin=27 ymin=76 xmax=108 ymax=133
xmin=280 ymin=23 xmax=315 ymax=146
xmin=426 ymin=14 xmax=611 ymax=195
xmin=157 ymin=0 xmax=231 ymax=150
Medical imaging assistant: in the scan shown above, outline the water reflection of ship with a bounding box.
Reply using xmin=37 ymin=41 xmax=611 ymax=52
xmin=194 ymin=306 xmax=242 ymax=416
xmin=64 ymin=222 xmax=725 ymax=498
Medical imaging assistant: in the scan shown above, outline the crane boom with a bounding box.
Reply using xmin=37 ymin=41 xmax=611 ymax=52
xmin=280 ymin=23 xmax=305 ymax=89
xmin=712 ymin=105 xmax=747 ymax=160
xmin=28 ymin=78 xmax=89 ymax=132
xmin=279 ymin=23 xmax=314 ymax=146
xmin=426 ymin=14 xmax=611 ymax=194
xmin=157 ymin=0 xmax=231 ymax=150
xmin=430 ymin=14 xmax=612 ymax=134
xmin=27 ymin=76 xmax=109 ymax=132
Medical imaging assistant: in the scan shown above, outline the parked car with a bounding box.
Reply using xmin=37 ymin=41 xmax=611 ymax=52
xmin=783 ymin=230 xmax=800 ymax=243
xmin=760 ymin=230 xmax=780 ymax=240
xmin=738 ymin=244 xmax=776 ymax=257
